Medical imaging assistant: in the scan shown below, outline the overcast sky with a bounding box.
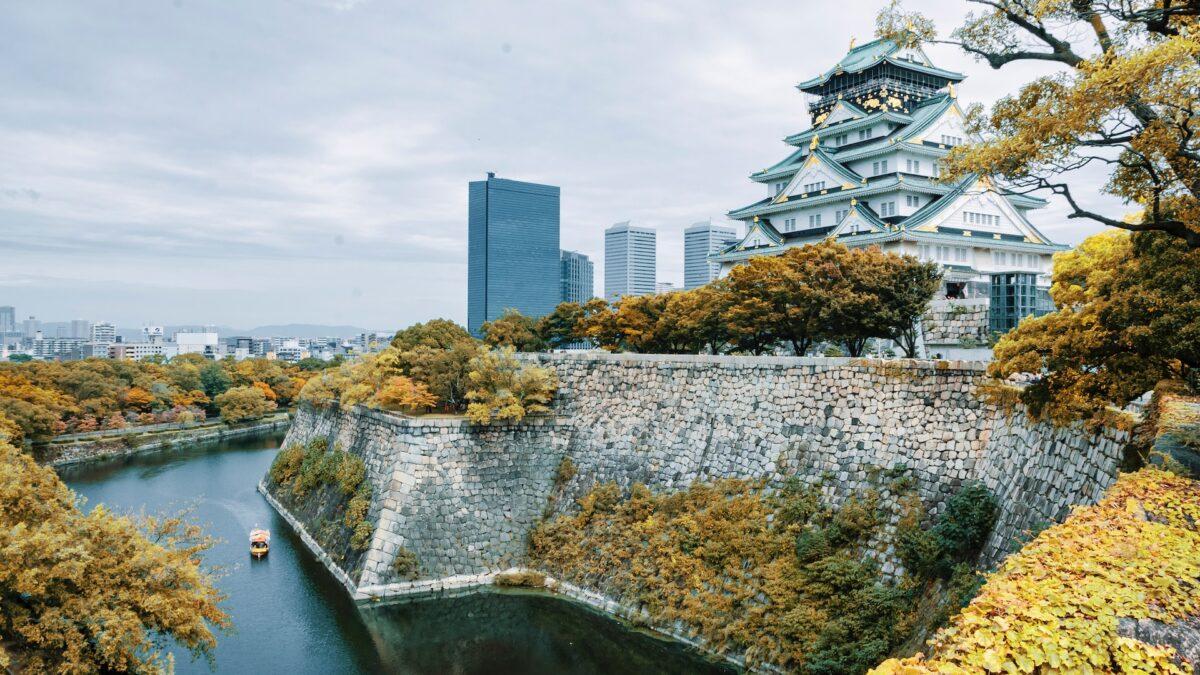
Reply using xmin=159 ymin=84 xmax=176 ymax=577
xmin=1 ymin=0 xmax=1119 ymax=330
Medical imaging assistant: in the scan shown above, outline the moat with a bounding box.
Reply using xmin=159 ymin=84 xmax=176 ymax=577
xmin=56 ymin=433 xmax=734 ymax=675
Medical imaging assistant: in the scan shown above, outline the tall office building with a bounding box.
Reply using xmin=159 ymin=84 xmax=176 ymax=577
xmin=467 ymin=173 xmax=561 ymax=337
xmin=22 ymin=316 xmax=40 ymax=339
xmin=560 ymin=250 xmax=594 ymax=304
xmin=90 ymin=322 xmax=116 ymax=345
xmin=604 ymin=222 xmax=656 ymax=301
xmin=0 ymin=306 xmax=14 ymax=335
xmin=684 ymin=221 xmax=739 ymax=289
xmin=69 ymin=319 xmax=91 ymax=339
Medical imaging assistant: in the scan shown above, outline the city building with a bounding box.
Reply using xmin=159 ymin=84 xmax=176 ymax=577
xmin=143 ymin=326 xmax=165 ymax=343
xmin=175 ymin=331 xmax=222 ymax=359
xmin=560 ymin=250 xmax=595 ymax=304
xmin=467 ymin=173 xmax=561 ymax=336
xmin=604 ymin=221 xmax=656 ymax=301
xmin=90 ymin=322 xmax=117 ymax=345
xmin=0 ymin=306 xmax=14 ymax=335
xmin=109 ymin=342 xmax=171 ymax=361
xmin=684 ymin=221 xmax=739 ymax=289
xmin=69 ymin=319 xmax=91 ymax=339
xmin=713 ymin=36 xmax=1066 ymax=299
xmin=656 ymin=282 xmax=676 ymax=294
xmin=29 ymin=337 xmax=85 ymax=361
xmin=22 ymin=316 xmax=40 ymax=339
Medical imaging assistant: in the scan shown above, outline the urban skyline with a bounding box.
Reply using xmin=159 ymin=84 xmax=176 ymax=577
xmin=0 ymin=2 xmax=1121 ymax=329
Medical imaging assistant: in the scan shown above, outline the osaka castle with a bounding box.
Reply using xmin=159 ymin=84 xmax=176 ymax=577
xmin=713 ymin=37 xmax=1066 ymax=299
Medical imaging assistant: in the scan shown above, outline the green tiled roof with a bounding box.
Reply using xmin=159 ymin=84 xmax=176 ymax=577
xmin=797 ymin=38 xmax=964 ymax=91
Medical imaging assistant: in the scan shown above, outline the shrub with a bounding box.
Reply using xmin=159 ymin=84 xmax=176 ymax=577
xmin=555 ymin=457 xmax=577 ymax=486
xmin=532 ymin=478 xmax=915 ymax=671
xmin=392 ymin=547 xmax=420 ymax=580
xmin=898 ymin=482 xmax=998 ymax=579
xmin=268 ymin=443 xmax=305 ymax=485
xmin=350 ymin=520 xmax=374 ymax=550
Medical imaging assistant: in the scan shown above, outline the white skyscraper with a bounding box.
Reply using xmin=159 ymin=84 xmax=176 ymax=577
xmin=604 ymin=221 xmax=656 ymax=301
xmin=684 ymin=221 xmax=739 ymax=289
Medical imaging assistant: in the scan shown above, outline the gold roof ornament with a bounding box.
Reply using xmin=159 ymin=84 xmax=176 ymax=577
xmin=809 ymin=134 xmax=819 ymax=150
xmin=849 ymin=36 xmax=856 ymax=50
xmin=753 ymin=216 xmax=759 ymax=222
xmin=850 ymin=198 xmax=857 ymax=205
xmin=948 ymin=83 xmax=957 ymax=99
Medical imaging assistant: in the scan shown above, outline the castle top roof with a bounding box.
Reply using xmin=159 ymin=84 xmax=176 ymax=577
xmin=797 ymin=38 xmax=964 ymax=92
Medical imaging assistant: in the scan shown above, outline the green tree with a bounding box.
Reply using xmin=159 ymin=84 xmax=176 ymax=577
xmin=536 ymin=302 xmax=586 ymax=350
xmin=213 ymin=385 xmax=277 ymax=423
xmin=198 ymin=362 xmax=232 ymax=401
xmin=0 ymin=438 xmax=228 ymax=672
xmin=6 ymin=354 xmax=32 ymax=363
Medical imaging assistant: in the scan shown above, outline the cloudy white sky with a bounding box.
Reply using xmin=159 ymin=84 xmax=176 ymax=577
xmin=1 ymin=0 xmax=1118 ymax=330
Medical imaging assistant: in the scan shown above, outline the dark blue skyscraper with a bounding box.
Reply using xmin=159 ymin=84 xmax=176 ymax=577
xmin=467 ymin=173 xmax=560 ymax=337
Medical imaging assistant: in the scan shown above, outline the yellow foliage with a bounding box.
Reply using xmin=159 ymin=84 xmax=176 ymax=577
xmin=0 ymin=439 xmax=228 ymax=672
xmin=465 ymin=347 xmax=557 ymax=425
xmin=870 ymin=469 xmax=1200 ymax=675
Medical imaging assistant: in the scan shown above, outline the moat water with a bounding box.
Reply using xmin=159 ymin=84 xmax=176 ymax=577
xmin=58 ymin=433 xmax=735 ymax=675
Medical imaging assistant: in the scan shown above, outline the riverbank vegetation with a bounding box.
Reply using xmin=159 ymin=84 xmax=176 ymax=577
xmin=482 ymin=242 xmax=940 ymax=358
xmin=299 ymin=320 xmax=557 ymax=425
xmin=872 ymin=468 xmax=1200 ymax=675
xmin=0 ymin=354 xmax=327 ymax=443
xmin=0 ymin=435 xmax=228 ymax=672
xmin=266 ymin=437 xmax=376 ymax=567
xmin=531 ymin=475 xmax=998 ymax=672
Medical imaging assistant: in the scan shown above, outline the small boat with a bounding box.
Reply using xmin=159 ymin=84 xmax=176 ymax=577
xmin=249 ymin=528 xmax=270 ymax=557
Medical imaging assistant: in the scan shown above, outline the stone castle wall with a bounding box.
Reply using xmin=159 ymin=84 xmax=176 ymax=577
xmin=273 ymin=354 xmax=1128 ymax=600
xmin=922 ymin=298 xmax=990 ymax=347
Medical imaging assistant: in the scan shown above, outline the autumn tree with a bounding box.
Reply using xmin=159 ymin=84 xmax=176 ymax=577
xmin=990 ymin=229 xmax=1200 ymax=423
xmin=390 ymin=318 xmax=474 ymax=351
xmin=213 ymin=385 xmax=277 ymax=423
xmin=574 ymin=298 xmax=623 ymax=351
xmin=373 ymin=375 xmax=438 ymax=413
xmin=877 ymin=0 xmax=1200 ymax=248
xmin=0 ymin=438 xmax=228 ymax=672
xmin=465 ymin=347 xmax=558 ymax=424
xmin=663 ymin=283 xmax=734 ymax=354
xmin=481 ymin=309 xmax=549 ymax=352
xmin=536 ymin=302 xmax=586 ymax=350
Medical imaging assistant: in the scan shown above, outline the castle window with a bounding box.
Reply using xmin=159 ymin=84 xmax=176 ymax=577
xmin=858 ymin=127 xmax=874 ymax=141
xmin=879 ymin=201 xmax=896 ymax=216
xmin=835 ymin=208 xmax=848 ymax=222
xmin=803 ymin=181 xmax=826 ymax=193
xmin=808 ymin=214 xmax=822 ymax=227
xmin=784 ymin=218 xmax=796 ymax=232
xmin=835 ymin=134 xmax=848 ymax=146
xmin=774 ymin=182 xmax=785 ymax=195
xmin=905 ymin=159 xmax=921 ymax=173
xmin=871 ymin=159 xmax=889 ymax=176
xmin=940 ymin=134 xmax=964 ymax=146
xmin=905 ymin=195 xmax=921 ymax=207
xmin=965 ymin=212 xmax=999 ymax=227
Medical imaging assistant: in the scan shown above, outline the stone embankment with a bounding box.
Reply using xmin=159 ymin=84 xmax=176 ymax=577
xmin=267 ymin=354 xmax=1128 ymax=604
xmin=41 ymin=412 xmax=291 ymax=466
